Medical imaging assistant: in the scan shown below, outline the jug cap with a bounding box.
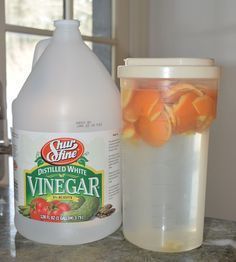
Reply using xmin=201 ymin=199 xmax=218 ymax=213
xmin=117 ymin=58 xmax=220 ymax=79
xmin=54 ymin=20 xmax=80 ymax=27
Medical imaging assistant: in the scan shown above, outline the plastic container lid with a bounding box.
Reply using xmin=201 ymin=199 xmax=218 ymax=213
xmin=117 ymin=58 xmax=220 ymax=79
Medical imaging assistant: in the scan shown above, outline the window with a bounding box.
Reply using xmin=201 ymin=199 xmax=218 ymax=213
xmin=0 ymin=0 xmax=132 ymax=184
xmin=4 ymin=0 xmax=116 ymax=135
xmin=0 ymin=0 xmax=148 ymax=184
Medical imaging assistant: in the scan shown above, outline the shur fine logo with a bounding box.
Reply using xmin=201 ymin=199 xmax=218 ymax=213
xmin=41 ymin=138 xmax=85 ymax=165
xmin=21 ymin=137 xmax=103 ymax=222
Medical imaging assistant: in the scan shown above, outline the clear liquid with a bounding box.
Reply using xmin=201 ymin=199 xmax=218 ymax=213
xmin=122 ymin=131 xmax=209 ymax=252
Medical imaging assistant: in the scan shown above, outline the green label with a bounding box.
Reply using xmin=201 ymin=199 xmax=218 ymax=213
xmin=25 ymin=163 xmax=103 ymax=206
xmin=19 ymin=158 xmax=104 ymax=223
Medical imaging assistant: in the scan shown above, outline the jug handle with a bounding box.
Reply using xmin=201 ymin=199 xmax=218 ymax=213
xmin=32 ymin=38 xmax=51 ymax=68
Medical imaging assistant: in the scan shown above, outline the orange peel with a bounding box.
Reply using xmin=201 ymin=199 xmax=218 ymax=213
xmin=173 ymin=92 xmax=199 ymax=133
xmin=130 ymin=89 xmax=161 ymax=118
xmin=149 ymin=100 xmax=164 ymax=121
xmin=196 ymin=116 xmax=214 ymax=132
xmin=123 ymin=106 xmax=139 ymax=123
xmin=192 ymin=95 xmax=216 ymax=117
xmin=164 ymin=105 xmax=176 ymax=129
xmin=121 ymin=87 xmax=133 ymax=108
xmin=122 ymin=122 xmax=136 ymax=139
xmin=193 ymin=94 xmax=217 ymax=132
xmin=197 ymin=85 xmax=218 ymax=100
xmin=122 ymin=83 xmax=217 ymax=142
xmin=136 ymin=112 xmax=172 ymax=147
xmin=163 ymin=83 xmax=203 ymax=104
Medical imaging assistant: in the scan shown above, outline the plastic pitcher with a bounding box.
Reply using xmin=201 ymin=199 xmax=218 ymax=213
xmin=118 ymin=58 xmax=220 ymax=252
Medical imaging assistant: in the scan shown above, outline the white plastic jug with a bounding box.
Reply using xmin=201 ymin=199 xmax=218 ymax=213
xmin=12 ymin=20 xmax=121 ymax=245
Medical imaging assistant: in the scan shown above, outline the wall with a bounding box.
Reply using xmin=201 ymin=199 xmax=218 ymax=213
xmin=149 ymin=0 xmax=236 ymax=221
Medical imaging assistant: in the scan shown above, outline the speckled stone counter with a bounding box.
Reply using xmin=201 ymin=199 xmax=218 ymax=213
xmin=0 ymin=185 xmax=236 ymax=262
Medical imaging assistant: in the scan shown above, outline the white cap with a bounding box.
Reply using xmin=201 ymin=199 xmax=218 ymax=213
xmin=117 ymin=58 xmax=220 ymax=79
xmin=54 ymin=20 xmax=80 ymax=27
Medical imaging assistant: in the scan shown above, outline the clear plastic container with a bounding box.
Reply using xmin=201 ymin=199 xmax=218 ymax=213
xmin=118 ymin=58 xmax=220 ymax=252
xmin=12 ymin=20 xmax=121 ymax=245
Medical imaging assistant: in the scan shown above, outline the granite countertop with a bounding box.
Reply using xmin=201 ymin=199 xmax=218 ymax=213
xmin=0 ymin=185 xmax=236 ymax=262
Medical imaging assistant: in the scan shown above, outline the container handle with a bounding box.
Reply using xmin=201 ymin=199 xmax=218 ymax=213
xmin=32 ymin=38 xmax=51 ymax=68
